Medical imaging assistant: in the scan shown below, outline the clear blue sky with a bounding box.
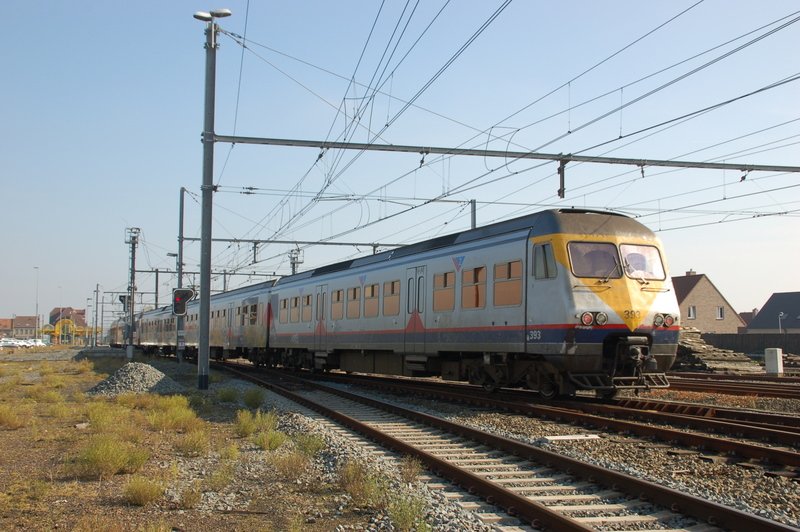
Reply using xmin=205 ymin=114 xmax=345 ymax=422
xmin=2 ymin=1 xmax=798 ymax=330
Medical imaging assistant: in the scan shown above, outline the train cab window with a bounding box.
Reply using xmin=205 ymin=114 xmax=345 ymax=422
xmin=494 ymin=260 xmax=522 ymax=306
xmin=249 ymin=304 xmax=258 ymax=325
xmin=533 ymin=243 xmax=557 ymax=279
xmin=568 ymin=242 xmax=621 ymax=279
xmin=331 ymin=289 xmax=344 ymax=320
xmin=301 ymin=295 xmax=312 ymax=322
xmin=433 ymin=271 xmax=455 ymax=312
xmin=383 ymin=280 xmax=400 ymax=316
xmin=461 ymin=266 xmax=486 ymax=309
xmin=364 ymin=284 xmax=379 ymax=318
xmin=279 ymin=299 xmax=288 ymax=323
xmin=290 ymin=297 xmax=300 ymax=323
xmin=347 ymin=287 xmax=361 ymax=319
xmin=619 ymin=244 xmax=666 ymax=281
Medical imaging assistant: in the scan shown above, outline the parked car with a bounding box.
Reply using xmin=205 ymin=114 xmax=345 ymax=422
xmin=0 ymin=338 xmax=23 ymax=348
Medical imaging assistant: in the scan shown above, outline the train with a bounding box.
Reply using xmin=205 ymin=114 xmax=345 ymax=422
xmin=111 ymin=208 xmax=681 ymax=398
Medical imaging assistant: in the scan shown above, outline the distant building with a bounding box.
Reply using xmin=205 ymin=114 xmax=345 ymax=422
xmin=672 ymin=270 xmax=745 ymax=333
xmin=745 ymin=292 xmax=800 ymax=334
xmin=12 ymin=316 xmax=37 ymax=340
xmin=738 ymin=309 xmax=758 ymax=331
xmin=0 ymin=318 xmax=12 ymax=338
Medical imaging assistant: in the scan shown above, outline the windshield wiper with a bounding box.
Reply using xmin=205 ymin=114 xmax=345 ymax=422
xmin=597 ymin=261 xmax=622 ymax=284
xmin=623 ymin=258 xmax=649 ymax=286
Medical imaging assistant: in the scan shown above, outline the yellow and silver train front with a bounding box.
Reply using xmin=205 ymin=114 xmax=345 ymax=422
xmin=528 ymin=210 xmax=680 ymax=394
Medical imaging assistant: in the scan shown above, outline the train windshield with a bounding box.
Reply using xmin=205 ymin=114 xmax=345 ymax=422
xmin=620 ymin=244 xmax=666 ymax=280
xmin=568 ymin=242 xmax=622 ymax=279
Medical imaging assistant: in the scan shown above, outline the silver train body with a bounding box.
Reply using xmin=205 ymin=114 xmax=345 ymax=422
xmin=122 ymin=209 xmax=681 ymax=397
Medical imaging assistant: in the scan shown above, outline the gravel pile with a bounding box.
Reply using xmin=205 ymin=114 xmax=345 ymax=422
xmin=86 ymin=362 xmax=186 ymax=397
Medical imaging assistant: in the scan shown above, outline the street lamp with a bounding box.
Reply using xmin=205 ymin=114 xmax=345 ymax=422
xmin=778 ymin=312 xmax=787 ymax=333
xmin=33 ymin=266 xmax=39 ymax=341
xmin=194 ymin=7 xmax=231 ymax=390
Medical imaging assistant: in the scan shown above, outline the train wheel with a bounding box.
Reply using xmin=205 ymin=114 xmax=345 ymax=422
xmin=595 ymin=389 xmax=618 ymax=400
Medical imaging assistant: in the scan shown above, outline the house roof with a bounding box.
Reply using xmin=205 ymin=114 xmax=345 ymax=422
xmin=747 ymin=292 xmax=800 ymax=331
xmin=671 ymin=274 xmax=703 ymax=304
xmin=13 ymin=316 xmax=36 ymax=328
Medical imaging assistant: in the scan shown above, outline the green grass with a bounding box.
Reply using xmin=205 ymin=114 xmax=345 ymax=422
xmin=123 ymin=475 xmax=163 ymax=506
xmin=398 ymin=455 xmax=423 ymax=484
xmin=242 ymin=387 xmax=266 ymax=409
xmin=339 ymin=460 xmax=388 ymax=509
xmin=388 ymin=493 xmax=430 ymax=532
xmin=0 ymin=404 xmax=25 ymax=429
xmin=215 ymin=387 xmax=239 ymax=403
xmin=253 ymin=430 xmax=287 ymax=451
xmin=270 ymin=451 xmax=309 ymax=479
xmin=71 ymin=434 xmax=150 ymax=479
xmin=293 ymin=433 xmax=325 ymax=458
xmin=175 ymin=429 xmax=210 ymax=456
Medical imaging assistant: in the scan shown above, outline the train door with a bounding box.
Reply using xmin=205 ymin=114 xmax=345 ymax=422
xmin=403 ymin=266 xmax=426 ymax=354
xmin=313 ymin=284 xmax=327 ymax=352
xmin=226 ymin=302 xmax=235 ymax=350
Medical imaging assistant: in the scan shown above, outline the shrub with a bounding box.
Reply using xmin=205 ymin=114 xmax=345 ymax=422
xmin=72 ymin=435 xmax=149 ymax=479
xmin=255 ymin=409 xmax=278 ymax=433
xmin=0 ymin=404 xmax=25 ymax=429
xmin=123 ymin=476 xmax=163 ymax=506
xmin=339 ymin=460 xmax=387 ymax=509
xmin=86 ymin=402 xmax=130 ymax=433
xmin=270 ymin=451 xmax=309 ymax=479
xmin=178 ymin=481 xmax=202 ymax=509
xmin=253 ymin=430 xmax=287 ymax=451
xmin=146 ymin=400 xmax=201 ymax=433
xmin=175 ymin=429 xmax=210 ymax=457
xmin=398 ymin=455 xmax=423 ymax=484
xmin=219 ymin=442 xmax=240 ymax=461
xmin=234 ymin=409 xmax=257 ymax=437
xmin=215 ymin=387 xmax=238 ymax=403
xmin=388 ymin=493 xmax=429 ymax=532
xmin=242 ymin=388 xmax=266 ymax=409
xmin=293 ymin=433 xmax=325 ymax=458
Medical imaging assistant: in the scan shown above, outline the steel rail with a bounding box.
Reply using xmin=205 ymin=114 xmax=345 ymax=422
xmin=669 ymin=378 xmax=800 ymax=399
xmin=297 ymin=370 xmax=800 ymax=467
xmin=217 ymin=362 xmax=794 ymax=532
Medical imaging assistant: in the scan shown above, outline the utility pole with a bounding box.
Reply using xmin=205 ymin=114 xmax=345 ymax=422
xmin=177 ymin=187 xmax=186 ymax=363
xmin=470 ymin=199 xmax=476 ymax=229
xmin=154 ymin=269 xmax=160 ymax=308
xmin=194 ymin=8 xmax=230 ymax=390
xmin=125 ymin=227 xmax=140 ymax=360
xmin=93 ymin=283 xmax=99 ymax=348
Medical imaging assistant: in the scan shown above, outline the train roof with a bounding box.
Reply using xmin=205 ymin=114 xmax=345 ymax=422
xmin=274 ymin=209 xmax=636 ymax=286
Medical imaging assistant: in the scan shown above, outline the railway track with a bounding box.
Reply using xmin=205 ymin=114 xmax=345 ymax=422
xmin=275 ymin=369 xmax=800 ymax=470
xmin=215 ymin=361 xmax=794 ymax=531
xmin=667 ymin=375 xmax=800 ymax=399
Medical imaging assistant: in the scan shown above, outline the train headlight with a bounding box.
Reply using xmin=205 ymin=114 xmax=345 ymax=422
xmin=595 ymin=312 xmax=608 ymax=326
xmin=653 ymin=314 xmax=665 ymax=327
xmin=580 ymin=312 xmax=594 ymax=326
xmin=664 ymin=314 xmax=675 ymax=327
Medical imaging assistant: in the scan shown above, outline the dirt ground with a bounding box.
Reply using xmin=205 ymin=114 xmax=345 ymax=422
xmin=0 ymin=349 xmax=371 ymax=531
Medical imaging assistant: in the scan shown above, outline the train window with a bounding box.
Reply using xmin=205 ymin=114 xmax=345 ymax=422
xmin=619 ymin=244 xmax=666 ymax=280
xmin=494 ymin=260 xmax=522 ymax=306
xmin=461 ymin=266 xmax=486 ymax=309
xmin=331 ymin=289 xmax=344 ymax=320
xmin=568 ymin=242 xmax=621 ymax=279
xmin=347 ymin=287 xmax=361 ymax=319
xmin=433 ymin=271 xmax=455 ymax=312
xmin=364 ymin=284 xmax=379 ymax=318
xmin=250 ymin=304 xmax=258 ymax=325
xmin=290 ymin=297 xmax=300 ymax=323
xmin=383 ymin=280 xmax=400 ymax=316
xmin=279 ymin=299 xmax=288 ymax=323
xmin=302 ymin=295 xmax=312 ymax=322
xmin=533 ymin=243 xmax=557 ymax=279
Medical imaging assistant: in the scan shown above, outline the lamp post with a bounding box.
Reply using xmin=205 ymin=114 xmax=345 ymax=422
xmin=194 ymin=7 xmax=231 ymax=390
xmin=778 ymin=312 xmax=787 ymax=334
xmin=33 ymin=266 xmax=39 ymax=341
xmin=86 ymin=298 xmax=92 ymax=347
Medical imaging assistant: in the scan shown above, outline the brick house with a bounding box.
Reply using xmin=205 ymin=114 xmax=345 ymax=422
xmin=745 ymin=292 xmax=800 ymax=334
xmin=672 ymin=270 xmax=745 ymax=333
xmin=12 ymin=316 xmax=37 ymax=340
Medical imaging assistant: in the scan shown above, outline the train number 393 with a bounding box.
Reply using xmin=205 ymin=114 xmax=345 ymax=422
xmin=527 ymin=330 xmax=542 ymax=341
xmin=623 ymin=310 xmax=641 ymax=319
